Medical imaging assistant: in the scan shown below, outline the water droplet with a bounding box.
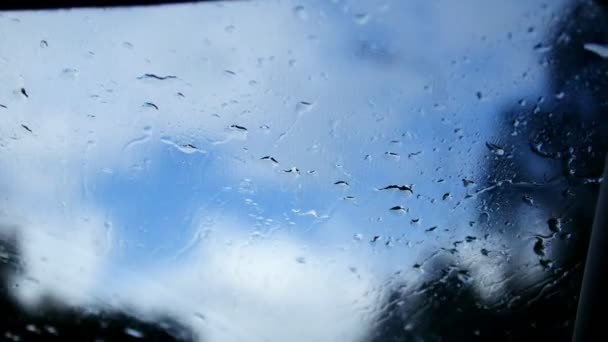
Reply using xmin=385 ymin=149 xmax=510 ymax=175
xmin=44 ymin=325 xmax=58 ymax=335
xmin=160 ymin=138 xmax=206 ymax=154
xmin=295 ymin=256 xmax=306 ymax=264
xmin=283 ymin=167 xmax=300 ymax=174
xmin=25 ymin=324 xmax=38 ymax=333
xmin=485 ymin=142 xmax=505 ymax=156
xmin=389 ymin=205 xmax=407 ymax=212
xmin=61 ymin=68 xmax=79 ymax=79
xmin=230 ymin=124 xmax=248 ymax=131
xmin=293 ymin=5 xmax=308 ymax=20
xmin=224 ymin=24 xmax=236 ymax=33
xmin=124 ymin=327 xmax=144 ymax=339
xmin=478 ymin=212 xmax=490 ymax=224
xmin=547 ymin=218 xmax=562 ymax=232
xmin=533 ymin=238 xmax=545 ymax=257
xmin=4 ymin=332 xmax=21 ymax=341
xmin=296 ymin=209 xmax=326 ymax=219
xmin=178 ymin=144 xmax=203 ymax=154
xmin=533 ymin=43 xmax=552 ymax=53
xmin=539 ymin=259 xmax=553 ymax=268
xmin=21 ymin=124 xmax=33 ymax=133
xmin=354 ymin=13 xmax=370 ymax=25
xmin=407 ymin=151 xmax=422 ymax=159
xmin=462 ymin=178 xmax=475 ymax=187
xmin=20 ymin=88 xmax=29 ymax=98
xmin=379 ymin=184 xmax=413 ymax=193
xmin=122 ymin=41 xmax=133 ymax=49
xmin=385 ymin=151 xmax=400 ymax=160
xmin=522 ymin=194 xmax=534 ymax=206
xmin=456 ymin=269 xmax=472 ymax=283
xmin=39 ymin=40 xmax=48 ymax=48
xmin=260 ymin=156 xmax=279 ymax=164
xmin=295 ymin=101 xmax=314 ymax=114
xmin=143 ymin=102 xmax=159 ymax=110
xmin=583 ymin=43 xmax=608 ymax=58
xmin=334 ymin=180 xmax=349 ymax=186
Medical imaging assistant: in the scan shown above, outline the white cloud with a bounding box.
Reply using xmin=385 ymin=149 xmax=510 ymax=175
xmin=114 ymin=222 xmax=381 ymax=342
xmin=4 ymin=211 xmax=110 ymax=309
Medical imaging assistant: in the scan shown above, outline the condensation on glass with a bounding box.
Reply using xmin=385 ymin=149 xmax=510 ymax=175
xmin=0 ymin=0 xmax=607 ymax=341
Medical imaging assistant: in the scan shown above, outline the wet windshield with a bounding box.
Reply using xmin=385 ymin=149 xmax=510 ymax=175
xmin=0 ymin=0 xmax=607 ymax=341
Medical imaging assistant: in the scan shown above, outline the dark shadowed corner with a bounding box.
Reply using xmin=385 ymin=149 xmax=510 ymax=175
xmin=0 ymin=225 xmax=196 ymax=342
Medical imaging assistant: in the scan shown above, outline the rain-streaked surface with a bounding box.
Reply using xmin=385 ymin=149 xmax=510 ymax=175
xmin=0 ymin=0 xmax=607 ymax=341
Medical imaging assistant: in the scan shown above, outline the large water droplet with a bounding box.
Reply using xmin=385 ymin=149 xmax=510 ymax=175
xmin=485 ymin=142 xmax=505 ymax=156
xmin=533 ymin=238 xmax=545 ymax=257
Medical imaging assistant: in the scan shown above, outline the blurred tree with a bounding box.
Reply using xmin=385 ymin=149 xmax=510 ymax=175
xmin=369 ymin=0 xmax=608 ymax=340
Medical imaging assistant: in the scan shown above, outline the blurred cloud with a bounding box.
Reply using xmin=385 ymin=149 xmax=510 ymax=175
xmin=116 ymin=221 xmax=381 ymax=341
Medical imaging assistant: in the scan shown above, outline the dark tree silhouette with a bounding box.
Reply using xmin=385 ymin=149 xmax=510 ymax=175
xmin=368 ymin=0 xmax=608 ymax=340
